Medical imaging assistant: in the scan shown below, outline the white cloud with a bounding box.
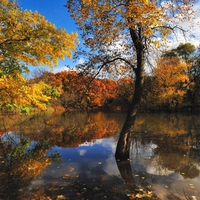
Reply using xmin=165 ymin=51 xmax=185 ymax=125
xmin=167 ymin=1 xmax=200 ymax=48
xmin=53 ymin=66 xmax=66 ymax=73
xmin=76 ymin=58 xmax=85 ymax=65
xmin=52 ymin=65 xmax=73 ymax=73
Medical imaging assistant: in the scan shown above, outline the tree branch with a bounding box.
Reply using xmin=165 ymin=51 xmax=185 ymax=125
xmin=78 ymin=56 xmax=136 ymax=103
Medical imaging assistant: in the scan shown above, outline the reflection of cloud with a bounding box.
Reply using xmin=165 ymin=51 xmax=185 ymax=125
xmin=95 ymin=138 xmax=117 ymax=153
xmin=146 ymin=165 xmax=174 ymax=176
xmin=78 ymin=149 xmax=87 ymax=156
xmin=94 ymin=138 xmax=119 ymax=176
xmin=103 ymin=156 xmax=120 ymax=176
xmin=31 ymin=179 xmax=45 ymax=187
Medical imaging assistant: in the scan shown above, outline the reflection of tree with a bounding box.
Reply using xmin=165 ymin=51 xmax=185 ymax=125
xmin=145 ymin=134 xmax=200 ymax=179
xmin=2 ymin=112 xmax=200 ymax=198
xmin=44 ymin=173 xmax=131 ymax=200
xmin=115 ymin=114 xmax=200 ymax=198
xmin=127 ymin=113 xmax=200 ymax=179
xmin=10 ymin=112 xmax=121 ymax=148
xmin=0 ymin=135 xmax=60 ymax=200
xmin=115 ymin=134 xmax=160 ymax=199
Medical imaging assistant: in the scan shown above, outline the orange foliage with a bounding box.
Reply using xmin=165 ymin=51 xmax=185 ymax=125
xmin=154 ymin=57 xmax=190 ymax=108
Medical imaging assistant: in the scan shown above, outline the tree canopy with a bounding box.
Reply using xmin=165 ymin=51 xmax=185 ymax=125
xmin=67 ymin=0 xmax=194 ymax=75
xmin=0 ymin=0 xmax=78 ymax=70
xmin=0 ymin=0 xmax=78 ymax=112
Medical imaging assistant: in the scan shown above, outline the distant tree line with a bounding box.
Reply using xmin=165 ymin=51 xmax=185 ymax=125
xmin=30 ymin=43 xmax=200 ymax=112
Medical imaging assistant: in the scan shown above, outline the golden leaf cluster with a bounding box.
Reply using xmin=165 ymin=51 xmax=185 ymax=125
xmin=0 ymin=73 xmax=51 ymax=111
xmin=154 ymin=57 xmax=190 ymax=107
xmin=68 ymin=0 xmax=194 ymax=48
xmin=0 ymin=0 xmax=78 ymax=112
xmin=0 ymin=0 xmax=78 ymax=67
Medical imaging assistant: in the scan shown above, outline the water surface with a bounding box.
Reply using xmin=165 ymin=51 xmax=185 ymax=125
xmin=1 ymin=112 xmax=200 ymax=199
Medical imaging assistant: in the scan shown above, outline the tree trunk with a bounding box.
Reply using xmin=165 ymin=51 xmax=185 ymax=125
xmin=115 ymin=28 xmax=145 ymax=160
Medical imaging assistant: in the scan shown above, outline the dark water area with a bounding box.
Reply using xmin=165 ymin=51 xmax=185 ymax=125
xmin=1 ymin=112 xmax=200 ymax=200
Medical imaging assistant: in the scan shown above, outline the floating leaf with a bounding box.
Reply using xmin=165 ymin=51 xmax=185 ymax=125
xmin=56 ymin=195 xmax=66 ymax=200
xmin=69 ymin=167 xmax=74 ymax=171
xmin=62 ymin=174 xmax=70 ymax=179
xmin=136 ymin=193 xmax=144 ymax=198
xmin=93 ymin=186 xmax=100 ymax=191
xmin=189 ymin=184 xmax=195 ymax=188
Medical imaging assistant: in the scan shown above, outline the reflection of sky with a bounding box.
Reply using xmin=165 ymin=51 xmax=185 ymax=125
xmin=31 ymin=136 xmax=200 ymax=199
xmin=33 ymin=137 xmax=120 ymax=184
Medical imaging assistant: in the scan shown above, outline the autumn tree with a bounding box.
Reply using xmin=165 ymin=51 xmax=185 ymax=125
xmin=141 ymin=76 xmax=159 ymax=110
xmin=0 ymin=0 xmax=78 ymax=112
xmin=173 ymin=43 xmax=200 ymax=110
xmin=185 ymin=47 xmax=200 ymax=110
xmin=154 ymin=56 xmax=190 ymax=110
xmin=114 ymin=78 xmax=135 ymax=110
xmin=162 ymin=43 xmax=200 ymax=111
xmin=0 ymin=73 xmax=54 ymax=112
xmin=67 ymin=0 xmax=194 ymax=159
xmin=175 ymin=43 xmax=195 ymax=61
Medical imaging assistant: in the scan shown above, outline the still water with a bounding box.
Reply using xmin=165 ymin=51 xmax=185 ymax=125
xmin=0 ymin=112 xmax=200 ymax=200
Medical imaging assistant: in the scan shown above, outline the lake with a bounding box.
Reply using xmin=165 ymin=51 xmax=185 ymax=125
xmin=0 ymin=112 xmax=200 ymax=200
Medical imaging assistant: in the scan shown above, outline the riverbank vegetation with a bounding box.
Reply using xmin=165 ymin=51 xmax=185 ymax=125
xmin=1 ymin=40 xmax=200 ymax=114
xmin=27 ymin=43 xmax=200 ymax=113
xmin=0 ymin=0 xmax=198 ymax=115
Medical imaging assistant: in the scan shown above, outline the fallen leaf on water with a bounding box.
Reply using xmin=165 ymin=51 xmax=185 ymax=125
xmin=56 ymin=195 xmax=66 ymax=200
xmin=93 ymin=186 xmax=99 ymax=191
xmin=62 ymin=174 xmax=70 ymax=179
xmin=147 ymin=185 xmax=151 ymax=189
xmin=135 ymin=188 xmax=143 ymax=192
xmin=69 ymin=167 xmax=74 ymax=171
xmin=189 ymin=184 xmax=195 ymax=188
xmin=135 ymin=193 xmax=143 ymax=198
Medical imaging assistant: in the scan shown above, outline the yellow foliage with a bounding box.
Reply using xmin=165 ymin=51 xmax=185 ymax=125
xmin=154 ymin=57 xmax=190 ymax=107
xmin=0 ymin=0 xmax=78 ymax=111
xmin=68 ymin=0 xmax=194 ymax=50
xmin=0 ymin=73 xmax=51 ymax=111
xmin=0 ymin=0 xmax=78 ymax=67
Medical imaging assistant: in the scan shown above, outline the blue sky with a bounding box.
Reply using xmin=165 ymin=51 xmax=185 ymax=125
xmin=18 ymin=0 xmax=80 ymax=73
xmin=18 ymin=0 xmax=200 ymax=75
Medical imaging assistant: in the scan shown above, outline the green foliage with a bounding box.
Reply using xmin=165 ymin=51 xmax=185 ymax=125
xmin=176 ymin=43 xmax=195 ymax=60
